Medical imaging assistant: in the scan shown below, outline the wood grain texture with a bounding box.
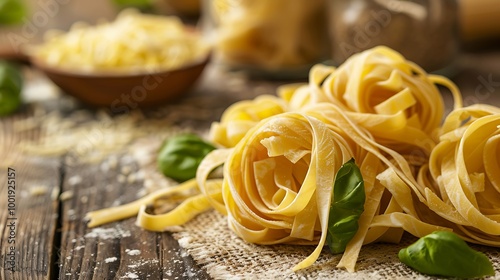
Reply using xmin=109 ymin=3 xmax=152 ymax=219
xmin=56 ymin=156 xmax=210 ymax=280
xmin=0 ymin=112 xmax=60 ymax=280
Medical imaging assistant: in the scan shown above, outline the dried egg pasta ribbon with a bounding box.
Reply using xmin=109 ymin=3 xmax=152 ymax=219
xmin=300 ymin=102 xmax=457 ymax=271
xmin=302 ymin=103 xmax=428 ymax=201
xmin=196 ymin=148 xmax=232 ymax=215
xmin=136 ymin=193 xmax=211 ymax=231
xmin=423 ymin=105 xmax=500 ymax=241
xmin=209 ymin=95 xmax=287 ymax=148
xmin=282 ymin=46 xmax=462 ymax=156
xmin=214 ymin=112 xmax=356 ymax=271
xmin=85 ymin=179 xmax=201 ymax=228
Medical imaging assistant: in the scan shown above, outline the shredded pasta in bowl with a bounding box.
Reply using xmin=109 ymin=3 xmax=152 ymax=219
xmin=32 ymin=9 xmax=210 ymax=75
xmin=20 ymin=9 xmax=211 ymax=107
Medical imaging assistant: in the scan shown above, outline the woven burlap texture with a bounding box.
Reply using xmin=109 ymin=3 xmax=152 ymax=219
xmin=170 ymin=210 xmax=500 ymax=280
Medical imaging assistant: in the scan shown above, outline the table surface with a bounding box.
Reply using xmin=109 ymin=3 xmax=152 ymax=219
xmin=1 ymin=4 xmax=500 ymax=279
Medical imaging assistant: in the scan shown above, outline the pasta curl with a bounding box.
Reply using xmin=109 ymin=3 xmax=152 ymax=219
xmin=420 ymin=104 xmax=500 ymax=245
xmin=281 ymin=46 xmax=462 ymax=157
xmin=209 ymin=95 xmax=287 ymax=147
xmin=216 ymin=112 xmax=357 ymax=270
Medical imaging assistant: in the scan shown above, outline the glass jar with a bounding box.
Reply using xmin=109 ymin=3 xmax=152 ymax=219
xmin=203 ymin=0 xmax=329 ymax=79
xmin=328 ymin=0 xmax=460 ymax=73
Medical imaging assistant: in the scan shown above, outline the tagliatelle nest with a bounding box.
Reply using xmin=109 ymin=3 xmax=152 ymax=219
xmin=86 ymin=46 xmax=500 ymax=274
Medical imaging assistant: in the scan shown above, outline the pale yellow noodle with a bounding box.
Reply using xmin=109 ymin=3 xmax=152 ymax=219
xmin=422 ymin=105 xmax=500 ymax=243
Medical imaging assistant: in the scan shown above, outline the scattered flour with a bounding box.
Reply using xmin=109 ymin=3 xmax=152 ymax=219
xmin=123 ymin=272 xmax=139 ymax=279
xmin=125 ymin=249 xmax=141 ymax=256
xmin=177 ymin=236 xmax=192 ymax=248
xmin=84 ymin=226 xmax=131 ymax=240
xmin=68 ymin=175 xmax=82 ymax=185
xmin=105 ymin=257 xmax=118 ymax=263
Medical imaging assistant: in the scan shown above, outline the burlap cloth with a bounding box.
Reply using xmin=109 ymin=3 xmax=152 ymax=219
xmin=170 ymin=210 xmax=500 ymax=279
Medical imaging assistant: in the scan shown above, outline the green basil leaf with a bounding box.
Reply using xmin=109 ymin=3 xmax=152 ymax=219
xmin=112 ymin=0 xmax=154 ymax=11
xmin=0 ymin=0 xmax=26 ymax=25
xmin=326 ymin=158 xmax=365 ymax=254
xmin=399 ymin=231 xmax=495 ymax=278
xmin=157 ymin=134 xmax=216 ymax=182
xmin=0 ymin=61 xmax=23 ymax=116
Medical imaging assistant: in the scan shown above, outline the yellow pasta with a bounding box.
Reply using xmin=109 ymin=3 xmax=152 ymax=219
xmin=209 ymin=95 xmax=287 ymax=148
xmin=420 ymin=104 xmax=500 ymax=245
xmin=281 ymin=46 xmax=462 ymax=158
xmin=85 ymin=46 xmax=500 ymax=273
xmin=33 ymin=9 xmax=209 ymax=73
xmin=218 ymin=112 xmax=358 ymax=270
xmin=85 ymin=179 xmax=203 ymax=228
xmin=296 ymin=102 xmax=450 ymax=271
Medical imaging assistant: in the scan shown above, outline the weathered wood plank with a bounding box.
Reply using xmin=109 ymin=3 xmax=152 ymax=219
xmin=0 ymin=113 xmax=60 ymax=280
xmin=57 ymin=155 xmax=210 ymax=279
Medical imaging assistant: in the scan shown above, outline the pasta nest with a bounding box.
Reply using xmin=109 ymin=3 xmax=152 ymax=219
xmin=420 ymin=104 xmax=500 ymax=245
xmin=279 ymin=46 xmax=461 ymax=157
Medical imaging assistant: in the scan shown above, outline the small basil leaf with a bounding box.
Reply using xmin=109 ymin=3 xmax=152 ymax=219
xmin=112 ymin=0 xmax=154 ymax=11
xmin=327 ymin=158 xmax=365 ymax=254
xmin=399 ymin=231 xmax=495 ymax=278
xmin=0 ymin=0 xmax=27 ymax=25
xmin=0 ymin=61 xmax=23 ymax=116
xmin=157 ymin=134 xmax=216 ymax=182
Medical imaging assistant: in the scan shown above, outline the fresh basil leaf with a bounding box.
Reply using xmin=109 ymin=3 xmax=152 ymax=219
xmin=157 ymin=134 xmax=216 ymax=182
xmin=112 ymin=0 xmax=154 ymax=12
xmin=327 ymin=158 xmax=365 ymax=254
xmin=0 ymin=0 xmax=26 ymax=25
xmin=399 ymin=231 xmax=495 ymax=278
xmin=0 ymin=61 xmax=23 ymax=116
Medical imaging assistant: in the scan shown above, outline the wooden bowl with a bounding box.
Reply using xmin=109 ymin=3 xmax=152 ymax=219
xmin=32 ymin=56 xmax=210 ymax=108
xmin=0 ymin=47 xmax=210 ymax=108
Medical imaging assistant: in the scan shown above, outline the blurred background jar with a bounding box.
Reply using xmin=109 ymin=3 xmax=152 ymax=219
xmin=202 ymin=0 xmax=329 ymax=79
xmin=328 ymin=0 xmax=460 ymax=74
xmin=158 ymin=0 xmax=201 ymax=18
